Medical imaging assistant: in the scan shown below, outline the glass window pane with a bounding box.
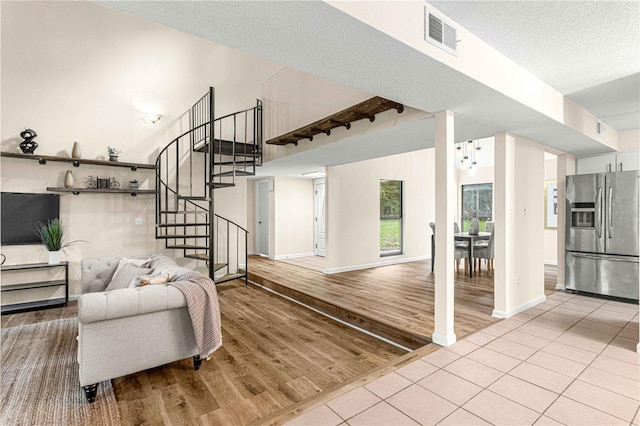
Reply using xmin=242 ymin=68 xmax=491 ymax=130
xmin=461 ymin=183 xmax=492 ymax=231
xmin=380 ymin=180 xmax=402 ymax=255
xmin=380 ymin=219 xmax=401 ymax=253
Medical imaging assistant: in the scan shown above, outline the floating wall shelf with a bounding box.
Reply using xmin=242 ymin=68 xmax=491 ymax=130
xmin=266 ymin=96 xmax=405 ymax=146
xmin=1 ymin=151 xmax=155 ymax=171
xmin=46 ymin=187 xmax=155 ymax=197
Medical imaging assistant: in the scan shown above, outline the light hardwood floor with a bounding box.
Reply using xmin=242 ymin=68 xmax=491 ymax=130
xmin=1 ymin=281 xmax=406 ymax=425
xmin=1 ymin=261 xmax=559 ymax=425
xmin=249 ymin=256 xmax=558 ymax=349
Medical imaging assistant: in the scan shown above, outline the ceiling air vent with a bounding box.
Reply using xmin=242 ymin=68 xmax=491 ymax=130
xmin=425 ymin=7 xmax=458 ymax=56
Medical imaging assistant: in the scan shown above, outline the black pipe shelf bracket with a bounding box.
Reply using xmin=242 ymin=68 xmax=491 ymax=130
xmin=266 ymin=96 xmax=405 ymax=146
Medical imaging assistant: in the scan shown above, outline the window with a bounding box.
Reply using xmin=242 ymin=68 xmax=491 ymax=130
xmin=380 ymin=180 xmax=403 ymax=256
xmin=461 ymin=183 xmax=492 ymax=231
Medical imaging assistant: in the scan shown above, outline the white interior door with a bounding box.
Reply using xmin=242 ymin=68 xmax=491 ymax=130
xmin=314 ymin=179 xmax=326 ymax=257
xmin=256 ymin=180 xmax=270 ymax=256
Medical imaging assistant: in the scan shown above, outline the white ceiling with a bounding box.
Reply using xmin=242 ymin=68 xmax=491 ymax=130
xmin=430 ymin=1 xmax=640 ymax=132
xmin=97 ymin=1 xmax=639 ymax=177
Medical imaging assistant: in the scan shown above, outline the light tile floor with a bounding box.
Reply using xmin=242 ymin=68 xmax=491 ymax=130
xmin=285 ymin=292 xmax=640 ymax=426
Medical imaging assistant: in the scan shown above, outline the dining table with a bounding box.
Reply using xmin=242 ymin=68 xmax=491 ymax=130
xmin=430 ymin=231 xmax=491 ymax=278
xmin=454 ymin=232 xmax=491 ymax=278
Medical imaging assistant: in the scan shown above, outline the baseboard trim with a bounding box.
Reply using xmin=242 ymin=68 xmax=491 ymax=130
xmin=492 ymin=295 xmax=547 ymax=319
xmin=273 ymin=252 xmax=315 ymax=260
xmin=637 ymin=342 xmax=640 ymax=354
xmin=544 ymin=260 xmax=558 ymax=266
xmin=555 ymin=283 xmax=566 ymax=290
xmin=431 ymin=332 xmax=456 ymax=347
xmin=324 ymin=255 xmax=429 ymax=275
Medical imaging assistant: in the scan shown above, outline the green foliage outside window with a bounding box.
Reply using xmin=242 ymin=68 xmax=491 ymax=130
xmin=380 ymin=180 xmax=403 ymax=255
xmin=461 ymin=183 xmax=492 ymax=231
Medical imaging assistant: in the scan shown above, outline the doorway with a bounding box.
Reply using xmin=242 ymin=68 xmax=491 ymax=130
xmin=314 ymin=179 xmax=325 ymax=257
xmin=255 ymin=180 xmax=270 ymax=256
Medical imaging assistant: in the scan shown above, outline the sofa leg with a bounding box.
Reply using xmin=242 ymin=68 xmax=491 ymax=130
xmin=84 ymin=383 xmax=99 ymax=403
xmin=193 ymin=355 xmax=202 ymax=370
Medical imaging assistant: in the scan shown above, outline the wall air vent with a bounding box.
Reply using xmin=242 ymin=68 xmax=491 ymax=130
xmin=425 ymin=7 xmax=458 ymax=56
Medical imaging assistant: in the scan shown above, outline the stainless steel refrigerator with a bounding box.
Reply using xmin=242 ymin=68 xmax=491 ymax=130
xmin=565 ymin=171 xmax=639 ymax=300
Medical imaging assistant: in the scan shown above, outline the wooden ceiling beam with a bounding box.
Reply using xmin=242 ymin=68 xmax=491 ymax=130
xmin=266 ymin=96 xmax=404 ymax=146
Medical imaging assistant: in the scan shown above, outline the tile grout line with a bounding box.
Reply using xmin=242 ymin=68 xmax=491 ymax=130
xmin=535 ymin=297 xmax=636 ymax=424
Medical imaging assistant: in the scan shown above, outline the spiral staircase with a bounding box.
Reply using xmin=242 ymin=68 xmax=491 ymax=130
xmin=155 ymin=88 xmax=261 ymax=283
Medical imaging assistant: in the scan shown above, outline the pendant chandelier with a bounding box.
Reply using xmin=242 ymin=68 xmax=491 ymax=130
xmin=455 ymin=140 xmax=481 ymax=175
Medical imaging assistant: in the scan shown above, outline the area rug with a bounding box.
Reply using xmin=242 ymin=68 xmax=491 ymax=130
xmin=1 ymin=318 xmax=121 ymax=425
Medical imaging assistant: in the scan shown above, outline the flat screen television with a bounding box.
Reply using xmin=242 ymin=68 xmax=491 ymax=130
xmin=1 ymin=192 xmax=60 ymax=245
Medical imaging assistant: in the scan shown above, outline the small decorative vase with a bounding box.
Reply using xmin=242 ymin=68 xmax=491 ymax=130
xmin=48 ymin=250 xmax=61 ymax=265
xmin=64 ymin=170 xmax=74 ymax=188
xmin=470 ymin=217 xmax=480 ymax=235
xmin=109 ymin=155 xmax=118 ymax=162
xmin=72 ymin=141 xmax=81 ymax=159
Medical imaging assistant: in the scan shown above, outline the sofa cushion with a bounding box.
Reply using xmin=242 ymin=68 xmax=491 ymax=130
xmin=78 ymin=284 xmax=187 ymax=323
xmin=146 ymin=254 xmax=194 ymax=281
xmin=81 ymin=255 xmax=150 ymax=294
xmin=105 ymin=263 xmax=153 ymax=292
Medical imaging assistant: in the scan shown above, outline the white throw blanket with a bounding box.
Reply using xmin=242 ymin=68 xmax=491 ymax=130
xmin=169 ymin=271 xmax=222 ymax=359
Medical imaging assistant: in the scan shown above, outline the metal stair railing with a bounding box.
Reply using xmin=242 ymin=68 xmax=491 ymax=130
xmin=155 ymin=87 xmax=257 ymax=284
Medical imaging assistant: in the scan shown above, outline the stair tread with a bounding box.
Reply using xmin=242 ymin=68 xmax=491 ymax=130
xmin=216 ymin=271 xmax=246 ymax=284
xmin=211 ymin=170 xmax=255 ymax=177
xmin=158 ymin=223 xmax=210 ymax=227
xmin=177 ymin=196 xmax=210 ymax=201
xmin=167 ymin=244 xmax=208 ymax=249
xmin=215 ymin=161 xmax=259 ymax=166
xmin=160 ymin=211 xmax=208 ymax=214
xmin=194 ymin=139 xmax=257 ymax=150
xmin=209 ymin=182 xmax=236 ymax=188
xmin=157 ymin=235 xmax=209 ymax=239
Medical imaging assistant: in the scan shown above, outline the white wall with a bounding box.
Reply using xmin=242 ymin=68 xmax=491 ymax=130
xmin=494 ymin=133 xmax=546 ymax=317
xmin=513 ymin=137 xmax=546 ymax=307
xmin=273 ymin=177 xmax=314 ymax=258
xmin=1 ymin=1 xmax=280 ymax=298
xmin=262 ymin=67 xmax=372 ymax=141
xmin=325 ymin=148 xmax=435 ymax=272
xmin=619 ymin=130 xmax=640 ymax=152
xmin=544 ymin=157 xmax=558 ymax=265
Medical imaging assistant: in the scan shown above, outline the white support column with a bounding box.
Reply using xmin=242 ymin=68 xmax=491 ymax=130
xmin=555 ymin=154 xmax=575 ymax=290
xmin=493 ymin=132 xmax=516 ymax=318
xmin=432 ymin=110 xmax=456 ymax=347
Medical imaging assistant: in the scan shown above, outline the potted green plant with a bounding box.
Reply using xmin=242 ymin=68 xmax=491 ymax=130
xmin=107 ymin=146 xmax=121 ymax=162
xmin=35 ymin=219 xmax=82 ymax=264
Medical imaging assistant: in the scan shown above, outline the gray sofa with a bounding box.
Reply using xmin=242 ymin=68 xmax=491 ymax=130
xmin=78 ymin=254 xmax=205 ymax=402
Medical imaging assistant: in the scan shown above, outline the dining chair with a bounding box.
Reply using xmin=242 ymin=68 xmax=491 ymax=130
xmin=454 ymin=222 xmax=469 ymax=246
xmin=473 ymin=226 xmax=495 ymax=276
xmin=430 ymin=222 xmax=469 ymax=274
xmin=472 ymin=221 xmax=493 ymax=272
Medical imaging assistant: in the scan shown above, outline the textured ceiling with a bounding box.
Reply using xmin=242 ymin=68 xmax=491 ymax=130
xmin=430 ymin=1 xmax=640 ymax=131
xmin=97 ymin=0 xmax=637 ymax=177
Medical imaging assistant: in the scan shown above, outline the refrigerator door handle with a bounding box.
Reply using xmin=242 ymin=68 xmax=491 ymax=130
xmin=608 ymin=186 xmax=613 ymax=239
xmin=571 ymin=252 xmax=639 ymax=263
xmin=595 ymin=187 xmax=603 ymax=238
xmin=571 ymin=253 xmax=601 ymax=260
xmin=606 ymin=256 xmax=639 ymax=263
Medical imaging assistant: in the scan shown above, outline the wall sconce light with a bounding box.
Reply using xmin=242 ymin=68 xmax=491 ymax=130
xmin=143 ymin=112 xmax=162 ymax=124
